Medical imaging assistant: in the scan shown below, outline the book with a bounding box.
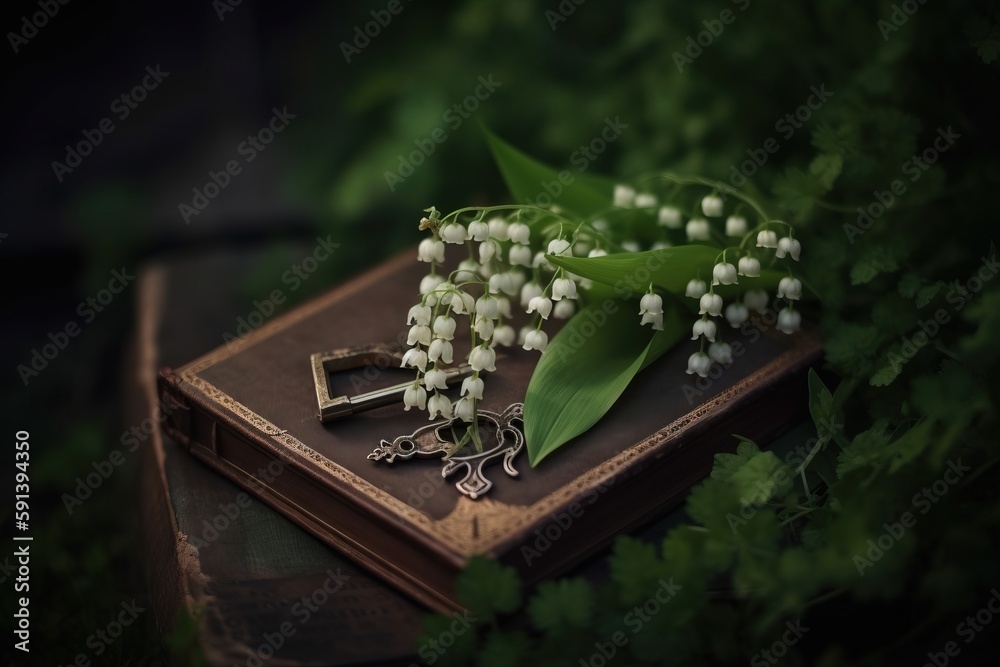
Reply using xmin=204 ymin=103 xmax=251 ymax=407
xmin=158 ymin=246 xmax=821 ymax=612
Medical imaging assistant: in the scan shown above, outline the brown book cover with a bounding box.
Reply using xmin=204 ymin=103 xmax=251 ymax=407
xmin=158 ymin=247 xmax=821 ymax=612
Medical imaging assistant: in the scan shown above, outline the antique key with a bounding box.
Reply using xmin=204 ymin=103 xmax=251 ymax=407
xmin=311 ymin=344 xmax=472 ymax=422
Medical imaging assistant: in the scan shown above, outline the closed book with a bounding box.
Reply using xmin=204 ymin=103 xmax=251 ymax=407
xmin=158 ymin=247 xmax=820 ymax=612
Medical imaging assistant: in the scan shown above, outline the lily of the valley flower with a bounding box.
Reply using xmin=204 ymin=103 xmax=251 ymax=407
xmin=479 ymin=239 xmax=498 ymax=263
xmin=403 ymin=384 xmax=427 ymax=411
xmin=424 ymin=368 xmax=449 ymax=391
xmin=725 ymin=302 xmax=749 ymax=327
xmin=467 ymin=220 xmax=489 ymax=242
xmin=658 ymin=206 xmax=682 ymax=228
xmin=527 ymin=295 xmax=553 ymax=319
xmin=453 ymin=396 xmax=475 ymax=422
xmin=691 ymin=317 xmax=717 ymax=342
xmin=725 ymin=215 xmax=747 ymax=237
xmin=699 ymin=292 xmax=723 ymax=317
xmin=407 ymin=325 xmax=431 ymax=346
xmin=775 ymin=237 xmax=801 ymax=261
xmin=686 ymin=218 xmax=712 ymax=241
xmin=708 ymin=341 xmax=733 ymax=365
xmin=475 ymin=294 xmax=500 ymax=319
xmin=712 ymin=261 xmax=738 ymax=286
xmin=469 ymin=345 xmax=496 ymax=372
xmin=509 ymin=243 xmax=532 ymax=267
xmin=756 ymin=230 xmax=778 ymax=248
xmin=685 ymin=278 xmax=708 ymax=299
xmin=454 ymin=259 xmax=480 ymax=283
xmin=420 ymin=273 xmax=445 ymax=297
xmin=427 ymin=392 xmax=452 ymax=419
xmin=523 ymin=329 xmax=548 ymax=352
xmin=492 ymin=324 xmax=516 ymax=347
xmin=613 ymin=184 xmax=636 ymax=208
xmin=440 ymin=223 xmax=467 ymax=244
xmin=686 ymin=351 xmax=712 ymax=377
xmin=401 ymin=348 xmax=428 ymax=372
xmin=777 ymin=307 xmax=801 ymax=334
xmin=427 ymin=339 xmax=454 ymax=364
xmin=588 ymin=248 xmax=608 ymax=258
xmin=449 ymin=290 xmax=476 ymax=315
xmin=634 ymin=192 xmax=658 ymax=208
xmin=553 ymin=299 xmax=576 ymax=319
xmin=552 ymin=277 xmax=578 ymax=301
xmin=701 ymin=195 xmax=724 ymax=217
xmin=547 ymin=238 xmax=572 ymax=256
xmin=418 ymin=237 xmax=445 ymax=263
xmin=738 ymin=256 xmax=760 ymax=277
xmin=639 ymin=290 xmax=664 ymax=330
xmin=433 ymin=315 xmax=456 ymax=340
xmin=508 ymin=221 xmax=530 ymax=245
xmin=777 ymin=276 xmax=802 ymax=301
xmin=488 ymin=217 xmax=510 ymax=241
xmin=488 ymin=273 xmax=514 ymax=295
xmin=407 ymin=304 xmax=431 ymax=326
xmin=743 ymin=288 xmax=769 ymax=313
xmin=474 ymin=317 xmax=495 ymax=341
xmin=521 ymin=281 xmax=544 ymax=308
xmin=461 ymin=375 xmax=484 ymax=399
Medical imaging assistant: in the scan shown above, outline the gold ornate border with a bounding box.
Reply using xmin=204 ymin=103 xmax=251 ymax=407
xmin=177 ymin=249 xmax=819 ymax=556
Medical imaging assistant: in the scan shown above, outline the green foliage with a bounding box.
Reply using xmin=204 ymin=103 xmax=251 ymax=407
xmin=455 ymin=556 xmax=523 ymax=623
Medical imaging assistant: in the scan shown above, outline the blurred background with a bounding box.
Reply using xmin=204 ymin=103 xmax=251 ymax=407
xmin=2 ymin=0 xmax=998 ymax=664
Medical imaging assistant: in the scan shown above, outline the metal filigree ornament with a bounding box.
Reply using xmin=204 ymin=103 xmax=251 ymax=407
xmin=367 ymin=403 xmax=524 ymax=500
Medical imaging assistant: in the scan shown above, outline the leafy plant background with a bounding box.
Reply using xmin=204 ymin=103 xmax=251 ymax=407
xmin=1 ymin=0 xmax=998 ymax=664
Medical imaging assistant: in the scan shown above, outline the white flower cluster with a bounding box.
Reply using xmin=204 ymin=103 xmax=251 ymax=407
xmin=402 ymin=210 xmax=582 ymax=422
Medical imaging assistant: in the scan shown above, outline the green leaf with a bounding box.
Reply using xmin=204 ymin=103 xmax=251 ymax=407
xmin=711 ymin=438 xmax=761 ymax=484
xmin=528 ymin=579 xmax=594 ymax=633
xmin=850 ymin=249 xmax=899 ymax=285
xmin=609 ymin=537 xmax=665 ymax=603
xmin=869 ymin=361 xmax=903 ymax=387
xmin=807 ymin=369 xmax=841 ymax=443
xmin=548 ymin=247 xmax=785 ymax=300
xmin=836 ymin=420 xmax=892 ymax=477
xmin=809 ymin=153 xmax=843 ymax=190
xmin=773 ymin=168 xmax=825 ymax=216
xmin=477 ymin=632 xmax=531 ymax=667
xmin=483 ymin=125 xmax=613 ymax=217
xmin=728 ymin=451 xmax=791 ymax=505
xmin=456 ymin=556 xmax=522 ymax=623
xmin=523 ymin=300 xmax=686 ymax=466
xmin=915 ymin=283 xmax=942 ymax=308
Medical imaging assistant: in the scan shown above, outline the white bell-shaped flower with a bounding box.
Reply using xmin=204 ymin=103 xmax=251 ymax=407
xmin=686 ymin=218 xmax=712 ymax=241
xmin=420 ymin=273 xmax=445 ymax=296
xmin=488 ymin=217 xmax=510 ymax=241
xmin=418 ymin=237 xmax=445 ymax=263
xmin=686 ymin=351 xmax=712 ymax=378
xmin=401 ymin=348 xmax=428 ymax=372
xmin=454 ymin=259 xmax=480 ymax=283
xmin=701 ymin=194 xmax=724 ymax=217
xmin=533 ymin=251 xmax=553 ymax=271
xmin=777 ymin=277 xmax=802 ymax=301
xmin=522 ymin=329 xmax=548 ymax=352
xmin=508 ymin=222 xmax=530 ymax=245
xmin=488 ymin=273 xmax=513 ymax=295
xmin=691 ymin=318 xmax=717 ymax=342
xmin=475 ymin=294 xmax=500 ymax=319
xmin=712 ymin=262 xmax=738 ymax=286
xmin=738 ymin=256 xmax=760 ymax=277
xmin=613 ymin=184 xmax=636 ymax=208
xmin=699 ymin=292 xmax=723 ymax=317
xmin=725 ymin=302 xmax=749 ymax=328
xmin=479 ymin=239 xmax=498 ymax=264
xmin=475 ymin=317 xmax=495 ymax=341
xmin=509 ymin=243 xmax=532 ymax=267
xmin=743 ymin=288 xmax=769 ymax=313
xmin=453 ymin=397 xmax=475 ymax=422
xmin=588 ymin=248 xmax=608 ymax=258
xmin=407 ymin=304 xmax=431 ymax=326
xmin=777 ymin=307 xmax=802 ymax=334
xmin=521 ymin=281 xmax=544 ymax=308
xmin=450 ymin=290 xmax=476 ymax=315
xmin=497 ymin=296 xmax=513 ymax=318
xmin=547 ymin=238 xmax=572 ymax=256
xmin=427 ymin=392 xmax=453 ymax=419
xmin=467 ymin=220 xmax=489 ymax=242
xmin=640 ymin=311 xmax=664 ymax=330
xmin=552 ymin=277 xmax=578 ymax=301
xmin=492 ymin=324 xmax=516 ymax=347
xmin=651 ymin=241 xmax=673 ymax=250
xmin=621 ymin=240 xmax=641 ymax=252
xmin=775 ymin=237 xmax=801 ymax=261
xmin=685 ymin=278 xmax=708 ymax=299
xmin=403 ymin=384 xmax=427 ymax=411
xmin=433 ymin=315 xmax=456 ymax=341
xmin=756 ymin=230 xmax=778 ymax=248
xmin=658 ymin=206 xmax=682 ymax=228
xmin=553 ymin=299 xmax=576 ymax=319
xmin=440 ymin=223 xmax=467 ymax=244
xmin=725 ymin=215 xmax=747 ymax=237
xmin=469 ymin=345 xmax=496 ymax=372
xmin=708 ymin=341 xmax=733 ymax=365
xmin=427 ymin=339 xmax=454 ymax=364
xmin=407 ymin=325 xmax=431 ymax=346
xmin=640 ymin=292 xmax=663 ymax=316
xmin=634 ymin=193 xmax=657 ymax=208
xmin=424 ymin=368 xmax=449 ymax=391
xmin=527 ymin=295 xmax=553 ymax=319
xmin=461 ymin=376 xmax=484 ymax=400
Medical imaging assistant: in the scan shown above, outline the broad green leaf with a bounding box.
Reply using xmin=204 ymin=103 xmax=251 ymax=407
xmin=548 ymin=247 xmax=785 ymax=301
xmin=483 ymin=125 xmax=614 ymax=217
xmin=523 ymin=300 xmax=685 ymax=466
